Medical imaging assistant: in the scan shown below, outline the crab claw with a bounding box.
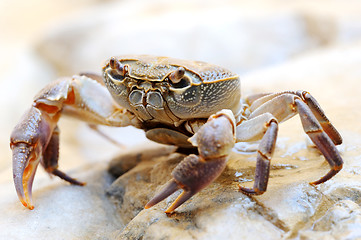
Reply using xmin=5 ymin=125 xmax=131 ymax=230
xmin=145 ymin=155 xmax=228 ymax=213
xmin=10 ymin=107 xmax=56 ymax=209
xmin=12 ymin=143 xmax=40 ymax=210
xmin=145 ymin=109 xmax=236 ymax=213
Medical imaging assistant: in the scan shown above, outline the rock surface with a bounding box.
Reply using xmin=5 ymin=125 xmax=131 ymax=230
xmin=0 ymin=162 xmax=123 ymax=239
xmin=1 ymin=0 xmax=361 ymax=239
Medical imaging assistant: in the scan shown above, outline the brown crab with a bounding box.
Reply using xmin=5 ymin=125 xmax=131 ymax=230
xmin=10 ymin=55 xmax=343 ymax=213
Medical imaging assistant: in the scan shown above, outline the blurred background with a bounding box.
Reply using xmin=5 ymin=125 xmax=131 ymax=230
xmin=1 ymin=0 xmax=361 ymax=237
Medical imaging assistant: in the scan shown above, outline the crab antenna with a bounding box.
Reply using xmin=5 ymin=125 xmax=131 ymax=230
xmin=109 ymin=57 xmax=127 ymax=76
xmin=169 ymin=67 xmax=185 ymax=83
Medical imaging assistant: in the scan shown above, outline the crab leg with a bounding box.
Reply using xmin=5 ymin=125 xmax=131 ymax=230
xmin=248 ymin=91 xmax=342 ymax=145
xmin=145 ymin=110 xmax=236 ymax=213
xmin=297 ymin=91 xmax=342 ymax=145
xmin=40 ymin=126 xmax=85 ymax=185
xmin=236 ymin=114 xmax=278 ymax=194
xmin=294 ymin=98 xmax=343 ymax=184
xmin=10 ymin=75 xmax=140 ymax=209
xmin=244 ymin=92 xmax=343 ymax=190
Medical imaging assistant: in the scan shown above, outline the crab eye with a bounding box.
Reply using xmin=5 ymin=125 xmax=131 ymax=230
xmin=169 ymin=67 xmax=185 ymax=83
xmin=168 ymin=67 xmax=191 ymax=89
xmin=108 ymin=57 xmax=128 ymax=80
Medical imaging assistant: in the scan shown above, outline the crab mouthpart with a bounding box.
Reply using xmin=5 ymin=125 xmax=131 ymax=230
xmin=12 ymin=143 xmax=40 ymax=210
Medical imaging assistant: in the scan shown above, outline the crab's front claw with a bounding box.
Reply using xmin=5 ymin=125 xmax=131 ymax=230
xmin=10 ymin=106 xmax=57 ymax=209
xmin=145 ymin=155 xmax=228 ymax=213
xmin=145 ymin=110 xmax=236 ymax=213
xmin=12 ymin=143 xmax=39 ymax=210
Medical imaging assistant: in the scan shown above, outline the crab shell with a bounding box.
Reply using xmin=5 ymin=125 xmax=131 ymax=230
xmin=102 ymin=55 xmax=242 ymax=125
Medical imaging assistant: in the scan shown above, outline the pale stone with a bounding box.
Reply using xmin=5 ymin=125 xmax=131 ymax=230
xmin=299 ymin=200 xmax=361 ymax=239
xmin=0 ymin=163 xmax=124 ymax=239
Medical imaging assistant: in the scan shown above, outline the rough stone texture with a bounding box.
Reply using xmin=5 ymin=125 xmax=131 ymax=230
xmin=1 ymin=0 xmax=361 ymax=239
xmin=299 ymin=200 xmax=361 ymax=239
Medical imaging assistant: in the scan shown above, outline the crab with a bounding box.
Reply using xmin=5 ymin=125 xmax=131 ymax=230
xmin=10 ymin=55 xmax=343 ymax=213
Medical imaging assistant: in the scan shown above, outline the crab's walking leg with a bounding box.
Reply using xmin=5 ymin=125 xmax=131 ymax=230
xmin=294 ymin=98 xmax=343 ymax=185
xmin=248 ymin=91 xmax=342 ymax=145
xmin=145 ymin=110 xmax=236 ymax=213
xmin=10 ymin=75 xmax=140 ymax=209
xmin=246 ymin=92 xmax=343 ymax=188
xmin=40 ymin=126 xmax=84 ymax=185
xmin=238 ymin=117 xmax=278 ymax=195
xmin=297 ymin=91 xmax=342 ymax=145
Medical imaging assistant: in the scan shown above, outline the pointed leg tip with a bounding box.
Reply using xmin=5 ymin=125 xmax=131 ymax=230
xmin=164 ymin=208 xmax=174 ymax=214
xmin=164 ymin=203 xmax=178 ymax=214
xmin=309 ymin=181 xmax=320 ymax=186
xmin=309 ymin=167 xmax=342 ymax=186
xmin=239 ymin=185 xmax=264 ymax=195
xmin=164 ymin=190 xmax=194 ymax=213
xmin=70 ymin=179 xmax=86 ymax=186
xmin=238 ymin=185 xmax=253 ymax=194
xmin=144 ymin=202 xmax=153 ymax=209
xmin=21 ymin=201 xmax=28 ymax=208
xmin=20 ymin=199 xmax=34 ymax=210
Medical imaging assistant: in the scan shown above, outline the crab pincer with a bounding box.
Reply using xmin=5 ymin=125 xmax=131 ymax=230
xmin=10 ymin=106 xmax=57 ymax=209
xmin=145 ymin=110 xmax=236 ymax=213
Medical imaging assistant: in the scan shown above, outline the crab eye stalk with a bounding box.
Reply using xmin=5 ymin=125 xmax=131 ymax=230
xmin=169 ymin=67 xmax=185 ymax=84
xmin=109 ymin=57 xmax=128 ymax=77
xmin=168 ymin=67 xmax=191 ymax=89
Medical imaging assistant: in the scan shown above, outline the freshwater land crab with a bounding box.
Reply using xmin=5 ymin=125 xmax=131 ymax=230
xmin=10 ymin=55 xmax=343 ymax=213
